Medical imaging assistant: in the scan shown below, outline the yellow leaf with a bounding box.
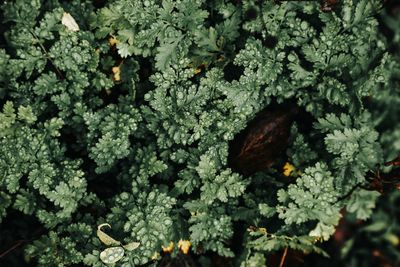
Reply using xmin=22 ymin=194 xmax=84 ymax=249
xmin=384 ymin=233 xmax=399 ymax=246
xmin=151 ymin=252 xmax=160 ymax=260
xmin=108 ymin=36 xmax=119 ymax=46
xmin=178 ymin=239 xmax=191 ymax=254
xmin=61 ymin=12 xmax=80 ymax=32
xmin=217 ymin=55 xmax=225 ymax=62
xmin=97 ymin=223 xmax=121 ymax=246
xmin=162 ymin=241 xmax=174 ymax=253
xmin=283 ymin=162 xmax=295 ymax=177
xmin=112 ymin=66 xmax=121 ymax=81
xmin=258 ymin=227 xmax=267 ymax=234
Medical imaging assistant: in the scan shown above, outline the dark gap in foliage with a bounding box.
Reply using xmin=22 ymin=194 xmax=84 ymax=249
xmin=328 ymin=0 xmax=346 ymax=18
xmin=17 ymin=174 xmax=29 ymax=190
xmin=42 ymin=60 xmax=66 ymax=80
xmin=148 ymin=169 xmax=173 ymax=189
xmin=91 ymin=0 xmax=108 ymax=8
xmin=84 ymin=162 xmax=122 ymax=199
xmin=294 ymin=48 xmax=314 ymax=72
xmin=394 ymin=192 xmax=400 ymax=207
xmin=99 ymin=84 xmax=123 ymax=106
xmin=384 ymin=0 xmax=400 ymax=16
xmin=36 ymin=95 xmax=59 ymax=121
xmin=42 ymin=39 xmax=56 ymax=52
xmin=0 ymin=210 xmax=43 ymax=267
xmin=234 ymin=29 xmax=251 ymax=52
xmin=210 ymin=253 xmax=234 ymax=267
xmin=76 ymin=203 xmax=105 ymax=220
xmin=377 ymin=16 xmax=395 ymax=41
xmin=387 ymin=42 xmax=399 ymax=55
xmin=253 ymin=32 xmax=278 ymax=49
xmin=41 ymin=1 xmax=61 ymax=14
xmin=0 ymin=94 xmax=15 ymax=108
xmin=367 ymin=52 xmax=387 ymax=72
xmin=296 ymin=11 xmax=323 ymax=33
xmin=244 ymin=6 xmax=258 ymax=21
xmin=203 ymin=2 xmax=226 ymax=29
xmin=60 ymin=126 xmax=87 ymax=160
xmin=223 ymin=62 xmax=244 ymax=82
xmin=263 ymin=35 xmax=279 ymax=49
xmin=138 ymin=56 xmax=153 ymax=82
xmin=335 ymin=224 xmax=396 ymax=267
xmin=0 ymin=11 xmax=9 ymax=49
xmin=377 ymin=14 xmax=400 ymax=56
xmin=231 ymin=220 xmax=247 ymax=255
xmin=157 ymin=252 xmax=198 ymax=267
xmin=292 ymin=105 xmax=316 ymax=135
xmin=101 ymin=79 xmax=132 ymax=106
xmin=304 ymin=242 xmax=343 ymax=267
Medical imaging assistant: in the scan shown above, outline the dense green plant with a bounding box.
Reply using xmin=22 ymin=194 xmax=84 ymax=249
xmin=0 ymin=0 xmax=399 ymax=266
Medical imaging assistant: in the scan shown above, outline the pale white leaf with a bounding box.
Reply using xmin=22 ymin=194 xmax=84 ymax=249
xmin=62 ymin=12 xmax=80 ymax=32
xmin=123 ymin=241 xmax=140 ymax=251
xmin=99 ymin=247 xmax=124 ymax=264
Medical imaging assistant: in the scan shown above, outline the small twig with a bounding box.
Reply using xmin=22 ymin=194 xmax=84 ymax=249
xmin=385 ymin=156 xmax=400 ymax=166
xmin=278 ymin=247 xmax=288 ymax=267
xmin=0 ymin=240 xmax=28 ymax=258
xmin=0 ymin=227 xmax=47 ymax=259
xmin=28 ymin=30 xmax=64 ymax=80
xmin=336 ymin=183 xmax=363 ymax=203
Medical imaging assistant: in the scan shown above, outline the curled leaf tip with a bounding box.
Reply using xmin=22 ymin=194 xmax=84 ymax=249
xmin=123 ymin=241 xmax=140 ymax=251
xmin=97 ymin=223 xmax=121 ymax=246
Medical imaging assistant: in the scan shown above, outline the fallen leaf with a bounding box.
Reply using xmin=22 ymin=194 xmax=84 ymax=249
xmin=97 ymin=223 xmax=121 ymax=246
xmin=100 ymin=246 xmax=124 ymax=264
xmin=62 ymin=12 xmax=80 ymax=32
xmin=123 ymin=241 xmax=140 ymax=251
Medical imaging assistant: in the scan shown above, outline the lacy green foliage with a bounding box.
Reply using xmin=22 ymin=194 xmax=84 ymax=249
xmin=277 ymin=162 xmax=341 ymax=240
xmin=99 ymin=190 xmax=176 ymax=266
xmin=346 ymin=188 xmax=381 ymax=220
xmin=240 ymin=252 xmax=266 ymax=267
xmin=287 ymin=124 xmax=318 ymax=168
xmin=0 ymin=0 xmax=399 ymax=266
xmin=25 ymin=223 xmax=93 ymax=267
xmin=341 ymin=191 xmax=400 ymax=266
xmin=242 ymin=229 xmax=328 ymax=266
xmin=83 ymin=97 xmax=142 ymax=173
xmin=197 ymin=149 xmax=249 ymax=204
xmin=315 ymin=112 xmax=382 ymax=191
xmin=185 ymin=200 xmax=235 ymax=257
xmin=0 ymin=101 xmax=88 ymax=227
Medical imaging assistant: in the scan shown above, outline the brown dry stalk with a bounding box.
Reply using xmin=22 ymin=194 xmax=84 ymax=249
xmin=0 ymin=239 xmax=28 ymax=258
xmin=278 ymin=247 xmax=289 ymax=267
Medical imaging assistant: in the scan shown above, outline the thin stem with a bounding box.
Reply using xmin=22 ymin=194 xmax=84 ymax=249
xmin=336 ymin=183 xmax=362 ymax=203
xmin=0 ymin=240 xmax=28 ymax=258
xmin=278 ymin=247 xmax=288 ymax=267
xmin=28 ymin=29 xmax=64 ymax=79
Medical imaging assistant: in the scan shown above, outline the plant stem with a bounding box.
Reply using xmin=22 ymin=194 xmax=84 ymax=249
xmin=278 ymin=247 xmax=288 ymax=267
